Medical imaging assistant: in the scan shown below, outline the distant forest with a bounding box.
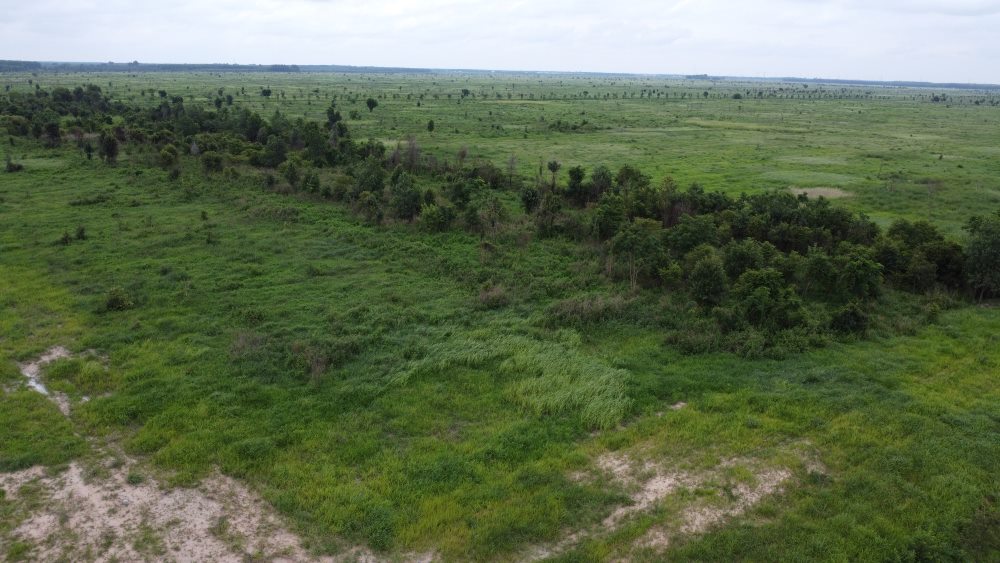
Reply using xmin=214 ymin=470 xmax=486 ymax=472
xmin=0 ymin=60 xmax=432 ymax=74
xmin=2 ymin=60 xmax=998 ymax=89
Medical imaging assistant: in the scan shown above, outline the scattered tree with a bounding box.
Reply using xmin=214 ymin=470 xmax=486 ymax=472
xmin=547 ymin=160 xmax=562 ymax=189
xmin=965 ymin=211 xmax=1000 ymax=300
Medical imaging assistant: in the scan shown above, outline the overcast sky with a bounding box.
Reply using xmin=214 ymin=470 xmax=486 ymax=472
xmin=2 ymin=0 xmax=999 ymax=83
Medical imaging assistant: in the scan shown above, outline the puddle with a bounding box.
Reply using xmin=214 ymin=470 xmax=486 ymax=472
xmin=17 ymin=345 xmax=72 ymax=396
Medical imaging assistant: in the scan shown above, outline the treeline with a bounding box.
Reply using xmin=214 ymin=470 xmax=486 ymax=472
xmin=20 ymin=62 xmax=302 ymax=73
xmin=0 ymin=60 xmax=43 ymax=73
xmin=4 ymin=86 xmax=998 ymax=356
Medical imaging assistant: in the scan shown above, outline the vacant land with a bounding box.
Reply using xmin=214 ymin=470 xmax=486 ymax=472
xmin=1 ymin=72 xmax=998 ymax=561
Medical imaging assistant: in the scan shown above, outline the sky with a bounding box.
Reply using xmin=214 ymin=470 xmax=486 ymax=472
xmin=2 ymin=0 xmax=999 ymax=83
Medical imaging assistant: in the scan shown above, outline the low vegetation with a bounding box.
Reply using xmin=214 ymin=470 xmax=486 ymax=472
xmin=1 ymin=73 xmax=998 ymax=560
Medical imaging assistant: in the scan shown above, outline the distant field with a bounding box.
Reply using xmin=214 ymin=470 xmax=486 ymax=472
xmin=6 ymin=71 xmax=1000 ymax=231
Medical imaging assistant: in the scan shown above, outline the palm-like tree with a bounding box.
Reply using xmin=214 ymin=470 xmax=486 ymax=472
xmin=547 ymin=160 xmax=561 ymax=189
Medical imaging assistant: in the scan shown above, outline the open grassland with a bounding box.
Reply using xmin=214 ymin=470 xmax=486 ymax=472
xmin=1 ymin=73 xmax=999 ymax=561
xmin=7 ymin=71 xmax=1000 ymax=233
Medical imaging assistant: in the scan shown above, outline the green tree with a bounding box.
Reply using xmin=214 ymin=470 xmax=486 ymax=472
xmin=479 ymin=196 xmax=507 ymax=238
xmin=366 ymin=98 xmax=378 ymax=112
xmin=389 ymin=172 xmax=421 ymax=221
xmin=610 ymin=218 xmax=664 ymax=290
xmin=834 ymin=245 xmax=883 ymax=301
xmin=903 ymin=252 xmax=937 ymax=293
xmin=42 ymin=121 xmax=61 ymax=148
xmin=567 ymin=165 xmax=587 ymax=206
xmin=353 ymin=157 xmax=385 ymax=199
xmin=427 ymin=119 xmax=435 ymax=134
xmin=668 ymin=214 xmax=718 ymax=256
xmin=201 ymin=151 xmax=224 ymax=174
xmin=98 ymin=132 xmax=119 ymax=165
xmin=589 ymin=165 xmax=613 ymax=202
xmin=547 ymin=160 xmax=562 ymax=189
xmin=279 ymin=159 xmax=300 ymax=187
xmin=355 ymin=191 xmax=383 ymax=224
xmin=260 ymin=135 xmax=287 ymax=167
xmin=520 ymin=185 xmax=541 ymax=214
xmin=326 ymin=102 xmax=342 ymax=127
xmin=689 ymin=253 xmax=728 ymax=307
xmin=159 ymin=144 xmax=179 ymax=168
xmin=731 ymin=268 xmax=802 ymax=331
xmin=536 ymin=192 xmax=563 ymax=237
xmin=592 ymin=193 xmax=627 ymax=240
xmin=420 ymin=203 xmax=455 ymax=232
xmin=965 ymin=211 xmax=1000 ymax=299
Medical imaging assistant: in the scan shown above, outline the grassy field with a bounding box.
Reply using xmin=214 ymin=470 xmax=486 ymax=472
xmin=1 ymin=72 xmax=999 ymax=561
xmin=7 ymin=71 xmax=1000 ymax=232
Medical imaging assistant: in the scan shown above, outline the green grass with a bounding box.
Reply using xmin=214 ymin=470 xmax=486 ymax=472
xmin=1 ymin=72 xmax=999 ymax=560
xmin=0 ymin=390 xmax=84 ymax=471
xmin=6 ymin=71 xmax=1000 ymax=232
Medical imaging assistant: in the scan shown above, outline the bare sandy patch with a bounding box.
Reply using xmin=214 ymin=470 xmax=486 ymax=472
xmin=678 ymin=467 xmax=791 ymax=535
xmin=789 ymin=187 xmax=852 ymax=199
xmin=528 ymin=450 xmax=800 ymax=560
xmin=1 ymin=458 xmax=338 ymax=562
xmin=17 ymin=345 xmax=73 ymax=415
xmin=4 ymin=346 xmax=397 ymax=562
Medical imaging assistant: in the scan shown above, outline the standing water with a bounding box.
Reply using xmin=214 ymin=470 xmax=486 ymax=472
xmin=18 ymin=346 xmax=72 ymax=396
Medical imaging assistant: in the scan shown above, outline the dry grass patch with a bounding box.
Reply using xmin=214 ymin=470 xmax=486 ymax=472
xmin=789 ymin=186 xmax=853 ymax=199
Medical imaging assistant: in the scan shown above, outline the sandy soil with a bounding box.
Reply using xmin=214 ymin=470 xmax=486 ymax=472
xmin=3 ymin=346 xmax=386 ymax=562
xmin=1 ymin=459 xmax=331 ymax=562
xmin=528 ymin=447 xmax=798 ymax=560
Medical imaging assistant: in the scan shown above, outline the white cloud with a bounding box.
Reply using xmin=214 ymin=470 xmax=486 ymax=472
xmin=0 ymin=0 xmax=997 ymax=82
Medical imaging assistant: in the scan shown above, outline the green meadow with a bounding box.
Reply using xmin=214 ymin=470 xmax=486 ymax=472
xmin=10 ymin=71 xmax=1000 ymax=231
xmin=1 ymin=72 xmax=999 ymax=560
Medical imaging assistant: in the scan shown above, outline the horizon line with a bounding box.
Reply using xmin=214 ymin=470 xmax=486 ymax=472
xmin=4 ymin=59 xmax=999 ymax=90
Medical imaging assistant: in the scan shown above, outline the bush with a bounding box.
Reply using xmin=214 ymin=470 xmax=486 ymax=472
xmin=104 ymin=287 xmax=135 ymax=311
xmin=831 ymin=302 xmax=869 ymax=334
xmin=477 ymin=284 xmax=509 ymax=309
xmin=688 ymin=254 xmax=727 ymax=307
xmin=724 ymin=328 xmax=769 ymax=359
xmin=965 ymin=211 xmax=1000 ymax=299
xmin=520 ymin=185 xmax=540 ymax=214
xmin=665 ymin=318 xmax=721 ymax=354
xmin=158 ymin=144 xmax=179 ymax=168
xmin=419 ymin=203 xmax=455 ymax=232
xmin=4 ymin=155 xmax=23 ymax=173
xmin=730 ymin=268 xmax=802 ymax=331
xmin=668 ymin=214 xmax=719 ymax=256
xmin=201 ymin=151 xmax=224 ymax=173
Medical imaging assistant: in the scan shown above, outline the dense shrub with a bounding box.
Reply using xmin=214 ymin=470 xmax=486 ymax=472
xmin=688 ymin=253 xmax=728 ymax=307
xmin=965 ymin=211 xmax=1000 ymax=299
xmin=201 ymin=150 xmax=224 ymax=173
xmin=104 ymin=287 xmax=135 ymax=311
